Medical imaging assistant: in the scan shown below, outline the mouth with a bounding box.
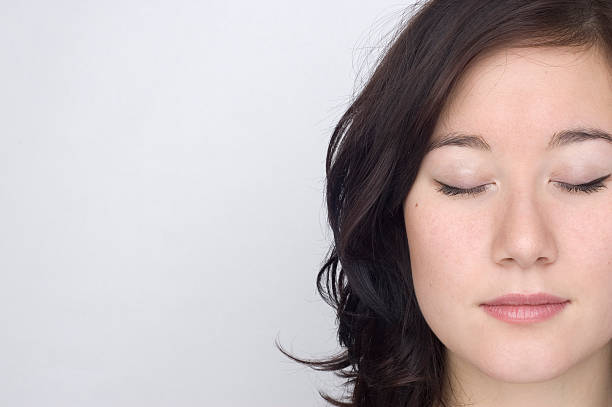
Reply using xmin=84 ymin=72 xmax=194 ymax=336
xmin=480 ymin=293 xmax=570 ymax=324
xmin=480 ymin=292 xmax=569 ymax=306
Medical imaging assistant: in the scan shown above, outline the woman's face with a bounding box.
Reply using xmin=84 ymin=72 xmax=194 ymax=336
xmin=403 ymin=45 xmax=612 ymax=384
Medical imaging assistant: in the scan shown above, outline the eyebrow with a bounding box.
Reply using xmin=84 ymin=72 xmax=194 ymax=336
xmin=425 ymin=127 xmax=612 ymax=153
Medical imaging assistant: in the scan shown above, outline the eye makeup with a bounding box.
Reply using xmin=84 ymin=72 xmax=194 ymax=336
xmin=554 ymin=173 xmax=610 ymax=194
xmin=434 ymin=173 xmax=611 ymax=198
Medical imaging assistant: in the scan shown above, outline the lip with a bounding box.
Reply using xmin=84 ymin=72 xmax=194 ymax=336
xmin=480 ymin=293 xmax=570 ymax=324
xmin=481 ymin=292 xmax=569 ymax=306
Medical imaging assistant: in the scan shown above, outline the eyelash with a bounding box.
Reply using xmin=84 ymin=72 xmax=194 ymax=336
xmin=436 ymin=174 xmax=611 ymax=198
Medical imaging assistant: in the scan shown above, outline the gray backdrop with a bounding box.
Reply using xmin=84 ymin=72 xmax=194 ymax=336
xmin=0 ymin=1 xmax=416 ymax=405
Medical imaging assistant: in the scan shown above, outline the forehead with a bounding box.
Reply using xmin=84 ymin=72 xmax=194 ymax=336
xmin=433 ymin=45 xmax=612 ymax=148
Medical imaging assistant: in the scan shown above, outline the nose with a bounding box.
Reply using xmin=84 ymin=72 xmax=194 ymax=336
xmin=491 ymin=186 xmax=558 ymax=269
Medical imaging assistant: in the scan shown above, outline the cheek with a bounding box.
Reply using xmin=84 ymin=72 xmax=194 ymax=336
xmin=405 ymin=197 xmax=487 ymax=279
xmin=564 ymin=211 xmax=612 ymax=335
xmin=404 ymin=201 xmax=487 ymax=328
xmin=556 ymin=202 xmax=612 ymax=295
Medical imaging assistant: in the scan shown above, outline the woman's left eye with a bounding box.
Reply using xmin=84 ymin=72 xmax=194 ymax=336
xmin=435 ymin=173 xmax=611 ymax=198
xmin=554 ymin=173 xmax=610 ymax=194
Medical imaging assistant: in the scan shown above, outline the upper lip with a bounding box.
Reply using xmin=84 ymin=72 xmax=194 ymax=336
xmin=481 ymin=292 xmax=569 ymax=306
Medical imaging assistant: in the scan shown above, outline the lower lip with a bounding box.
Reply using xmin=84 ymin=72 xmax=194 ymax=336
xmin=480 ymin=301 xmax=570 ymax=324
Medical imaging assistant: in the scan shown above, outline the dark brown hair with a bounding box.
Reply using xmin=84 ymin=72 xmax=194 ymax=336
xmin=276 ymin=1 xmax=612 ymax=406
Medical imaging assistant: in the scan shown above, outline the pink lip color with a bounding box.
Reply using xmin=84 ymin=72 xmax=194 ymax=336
xmin=480 ymin=293 xmax=570 ymax=324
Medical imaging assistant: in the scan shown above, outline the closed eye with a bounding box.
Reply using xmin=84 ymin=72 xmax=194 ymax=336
xmin=434 ymin=181 xmax=489 ymax=198
xmin=434 ymin=173 xmax=610 ymax=198
xmin=554 ymin=173 xmax=610 ymax=194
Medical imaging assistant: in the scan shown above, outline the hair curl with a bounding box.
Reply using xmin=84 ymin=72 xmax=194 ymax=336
xmin=276 ymin=1 xmax=612 ymax=406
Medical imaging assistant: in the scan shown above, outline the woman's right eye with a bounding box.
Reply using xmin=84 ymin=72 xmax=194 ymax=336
xmin=434 ymin=181 xmax=488 ymax=198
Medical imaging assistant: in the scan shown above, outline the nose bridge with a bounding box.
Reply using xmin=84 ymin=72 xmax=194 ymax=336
xmin=492 ymin=178 xmax=556 ymax=269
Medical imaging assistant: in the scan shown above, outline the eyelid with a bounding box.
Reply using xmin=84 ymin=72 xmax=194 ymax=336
xmin=552 ymin=173 xmax=610 ymax=194
xmin=433 ymin=179 xmax=491 ymax=197
xmin=434 ymin=179 xmax=489 ymax=189
xmin=553 ymin=173 xmax=611 ymax=186
xmin=435 ymin=173 xmax=611 ymax=189
xmin=434 ymin=173 xmax=611 ymax=197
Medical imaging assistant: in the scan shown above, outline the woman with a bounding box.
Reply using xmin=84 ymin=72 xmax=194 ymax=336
xmin=277 ymin=1 xmax=612 ymax=406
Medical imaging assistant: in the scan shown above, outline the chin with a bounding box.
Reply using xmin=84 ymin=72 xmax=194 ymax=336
xmin=470 ymin=345 xmax=573 ymax=383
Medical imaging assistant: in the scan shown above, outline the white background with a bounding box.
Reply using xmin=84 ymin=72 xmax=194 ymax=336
xmin=0 ymin=1 xmax=417 ymax=405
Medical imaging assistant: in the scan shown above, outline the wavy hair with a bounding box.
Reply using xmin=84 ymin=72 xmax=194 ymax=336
xmin=276 ymin=1 xmax=612 ymax=406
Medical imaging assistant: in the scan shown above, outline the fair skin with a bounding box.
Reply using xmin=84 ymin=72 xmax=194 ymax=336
xmin=403 ymin=44 xmax=612 ymax=407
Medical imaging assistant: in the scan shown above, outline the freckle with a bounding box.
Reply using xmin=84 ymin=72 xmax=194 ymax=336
xmin=415 ymin=203 xmax=418 ymax=208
